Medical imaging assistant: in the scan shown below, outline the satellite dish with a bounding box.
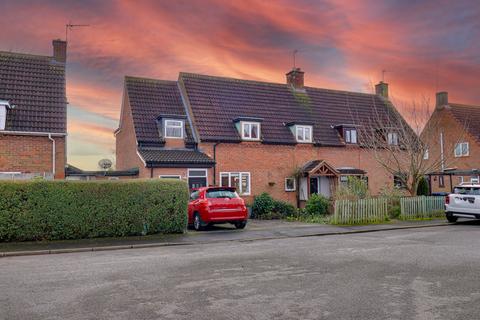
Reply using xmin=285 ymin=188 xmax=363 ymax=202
xmin=98 ymin=159 xmax=113 ymax=170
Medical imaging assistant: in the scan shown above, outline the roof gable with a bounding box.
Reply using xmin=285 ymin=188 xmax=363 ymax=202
xmin=0 ymin=51 xmax=66 ymax=133
xmin=124 ymin=76 xmax=195 ymax=147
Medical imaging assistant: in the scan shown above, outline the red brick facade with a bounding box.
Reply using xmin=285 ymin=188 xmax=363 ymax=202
xmin=0 ymin=134 xmax=66 ymax=179
xmin=423 ymin=106 xmax=480 ymax=193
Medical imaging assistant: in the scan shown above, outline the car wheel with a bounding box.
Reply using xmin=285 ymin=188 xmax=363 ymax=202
xmin=234 ymin=220 xmax=247 ymax=229
xmin=193 ymin=213 xmax=204 ymax=231
xmin=446 ymin=214 xmax=458 ymax=223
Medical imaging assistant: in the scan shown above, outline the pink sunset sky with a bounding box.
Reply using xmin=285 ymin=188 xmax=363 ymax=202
xmin=1 ymin=0 xmax=479 ymax=169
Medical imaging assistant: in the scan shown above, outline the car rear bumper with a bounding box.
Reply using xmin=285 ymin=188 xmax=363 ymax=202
xmin=446 ymin=211 xmax=480 ymax=220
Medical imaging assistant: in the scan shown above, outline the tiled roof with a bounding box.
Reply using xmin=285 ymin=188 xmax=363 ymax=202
xmin=0 ymin=51 xmax=66 ymax=133
xmin=125 ymin=76 xmax=195 ymax=147
xmin=449 ymin=103 xmax=480 ymax=142
xmin=138 ymin=148 xmax=215 ymax=167
xmin=179 ymin=72 xmax=394 ymax=146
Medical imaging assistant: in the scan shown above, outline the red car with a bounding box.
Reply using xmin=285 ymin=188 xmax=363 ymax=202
xmin=188 ymin=187 xmax=248 ymax=231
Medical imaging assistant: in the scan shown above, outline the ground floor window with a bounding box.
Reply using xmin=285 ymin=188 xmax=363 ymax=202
xmin=394 ymin=173 xmax=407 ymax=189
xmin=159 ymin=175 xmax=181 ymax=179
xmin=220 ymin=172 xmax=250 ymax=195
xmin=188 ymin=169 xmax=208 ymax=189
xmin=285 ymin=177 xmax=296 ymax=191
xmin=438 ymin=175 xmax=445 ymax=188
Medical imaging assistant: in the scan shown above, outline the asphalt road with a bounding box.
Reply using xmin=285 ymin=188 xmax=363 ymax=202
xmin=1 ymin=222 xmax=480 ymax=319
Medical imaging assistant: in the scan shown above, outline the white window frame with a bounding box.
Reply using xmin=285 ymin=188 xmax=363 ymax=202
xmin=241 ymin=122 xmax=260 ymax=141
xmin=344 ymin=128 xmax=357 ymax=144
xmin=471 ymin=176 xmax=479 ymax=184
xmin=454 ymin=142 xmax=469 ymax=157
xmin=159 ymin=175 xmax=182 ymax=179
xmin=164 ymin=119 xmax=184 ymax=139
xmin=423 ymin=148 xmax=429 ymax=160
xmin=285 ymin=177 xmax=296 ymax=191
xmin=387 ymin=132 xmax=399 ymax=145
xmin=295 ymin=125 xmax=312 ymax=143
xmin=0 ymin=105 xmax=6 ymax=131
xmin=220 ymin=172 xmax=251 ymax=195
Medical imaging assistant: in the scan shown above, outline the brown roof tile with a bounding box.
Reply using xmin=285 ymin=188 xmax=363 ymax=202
xmin=449 ymin=103 xmax=480 ymax=142
xmin=0 ymin=51 xmax=66 ymax=133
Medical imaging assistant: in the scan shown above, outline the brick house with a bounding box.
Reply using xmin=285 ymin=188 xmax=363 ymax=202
xmin=422 ymin=92 xmax=480 ymax=193
xmin=116 ymin=69 xmax=405 ymax=205
xmin=0 ymin=40 xmax=67 ymax=180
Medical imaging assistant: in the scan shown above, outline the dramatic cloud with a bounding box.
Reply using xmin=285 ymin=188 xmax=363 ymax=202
xmin=0 ymin=0 xmax=478 ymax=169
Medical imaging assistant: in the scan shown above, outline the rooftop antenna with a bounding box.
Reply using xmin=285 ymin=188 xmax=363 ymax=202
xmin=381 ymin=69 xmax=388 ymax=82
xmin=293 ymin=49 xmax=298 ymax=69
xmin=65 ymin=22 xmax=90 ymax=42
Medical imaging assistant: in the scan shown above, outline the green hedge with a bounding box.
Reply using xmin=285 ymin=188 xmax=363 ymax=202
xmin=0 ymin=179 xmax=189 ymax=241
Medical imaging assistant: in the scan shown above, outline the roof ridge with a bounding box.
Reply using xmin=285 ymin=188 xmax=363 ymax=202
xmin=179 ymin=72 xmax=378 ymax=97
xmin=449 ymin=102 xmax=480 ymax=109
xmin=0 ymin=50 xmax=52 ymax=60
xmin=125 ymin=75 xmax=177 ymax=84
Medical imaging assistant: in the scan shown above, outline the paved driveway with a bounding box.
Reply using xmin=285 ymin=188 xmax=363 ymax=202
xmin=1 ymin=222 xmax=480 ymax=319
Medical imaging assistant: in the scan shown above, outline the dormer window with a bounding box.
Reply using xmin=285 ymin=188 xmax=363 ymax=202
xmin=387 ymin=132 xmax=399 ymax=145
xmin=164 ymin=119 xmax=184 ymax=139
xmin=344 ymin=128 xmax=357 ymax=144
xmin=241 ymin=122 xmax=260 ymax=140
xmin=296 ymin=125 xmax=312 ymax=143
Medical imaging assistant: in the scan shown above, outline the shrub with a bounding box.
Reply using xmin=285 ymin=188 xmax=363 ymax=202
xmin=335 ymin=176 xmax=370 ymax=200
xmin=304 ymin=194 xmax=330 ymax=216
xmin=252 ymin=193 xmax=275 ymax=218
xmin=417 ymin=177 xmax=430 ymax=196
xmin=0 ymin=179 xmax=189 ymax=241
xmin=252 ymin=192 xmax=297 ymax=219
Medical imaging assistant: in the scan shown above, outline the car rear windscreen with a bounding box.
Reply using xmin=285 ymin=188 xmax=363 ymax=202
xmin=206 ymin=189 xmax=239 ymax=199
xmin=454 ymin=187 xmax=480 ymax=195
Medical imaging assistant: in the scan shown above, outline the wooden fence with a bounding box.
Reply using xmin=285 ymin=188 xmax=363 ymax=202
xmin=399 ymin=196 xmax=445 ymax=220
xmin=331 ymin=198 xmax=388 ymax=225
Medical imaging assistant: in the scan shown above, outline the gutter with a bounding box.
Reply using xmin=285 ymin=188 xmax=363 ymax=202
xmin=48 ymin=134 xmax=56 ymax=177
xmin=0 ymin=130 xmax=66 ymax=137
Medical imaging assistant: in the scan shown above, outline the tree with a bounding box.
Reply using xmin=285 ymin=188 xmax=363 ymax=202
xmin=354 ymin=96 xmax=467 ymax=196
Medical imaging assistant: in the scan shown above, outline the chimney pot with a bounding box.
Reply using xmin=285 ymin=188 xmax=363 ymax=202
xmin=375 ymin=81 xmax=389 ymax=98
xmin=436 ymin=91 xmax=448 ymax=108
xmin=286 ymin=68 xmax=304 ymax=90
xmin=52 ymin=39 xmax=67 ymax=63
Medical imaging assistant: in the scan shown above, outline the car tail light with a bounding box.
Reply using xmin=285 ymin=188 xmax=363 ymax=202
xmin=445 ymin=195 xmax=450 ymax=205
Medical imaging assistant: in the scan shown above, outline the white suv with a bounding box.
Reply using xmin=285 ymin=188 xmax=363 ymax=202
xmin=445 ymin=184 xmax=480 ymax=222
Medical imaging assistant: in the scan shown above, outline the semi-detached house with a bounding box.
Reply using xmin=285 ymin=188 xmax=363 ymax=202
xmin=115 ymin=68 xmax=404 ymax=206
xmin=0 ymin=40 xmax=67 ymax=179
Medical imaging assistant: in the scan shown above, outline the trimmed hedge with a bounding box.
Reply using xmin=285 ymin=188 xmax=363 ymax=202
xmin=0 ymin=179 xmax=189 ymax=241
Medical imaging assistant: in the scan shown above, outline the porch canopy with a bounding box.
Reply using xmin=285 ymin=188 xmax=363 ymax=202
xmin=425 ymin=168 xmax=480 ymax=193
xmin=299 ymin=160 xmax=366 ymax=200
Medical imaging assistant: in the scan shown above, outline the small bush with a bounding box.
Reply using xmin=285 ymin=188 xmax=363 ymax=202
xmin=389 ymin=205 xmax=401 ymax=219
xmin=252 ymin=193 xmax=275 ymax=218
xmin=304 ymin=194 xmax=330 ymax=216
xmin=0 ymin=179 xmax=189 ymax=241
xmin=252 ymin=192 xmax=297 ymax=219
xmin=335 ymin=176 xmax=370 ymax=200
xmin=417 ymin=177 xmax=430 ymax=196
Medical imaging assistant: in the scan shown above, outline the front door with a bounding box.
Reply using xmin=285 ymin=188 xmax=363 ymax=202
xmin=309 ymin=177 xmax=318 ymax=195
xmin=319 ymin=176 xmax=331 ymax=198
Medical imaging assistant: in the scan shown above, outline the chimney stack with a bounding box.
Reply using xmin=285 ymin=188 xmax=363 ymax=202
xmin=52 ymin=39 xmax=67 ymax=63
xmin=436 ymin=91 xmax=448 ymax=109
xmin=286 ymin=68 xmax=304 ymax=90
xmin=375 ymin=81 xmax=389 ymax=98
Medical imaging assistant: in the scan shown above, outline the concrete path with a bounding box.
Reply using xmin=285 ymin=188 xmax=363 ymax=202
xmin=0 ymin=219 xmax=449 ymax=256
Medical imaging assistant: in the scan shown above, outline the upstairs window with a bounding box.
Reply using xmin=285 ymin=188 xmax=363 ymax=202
xmin=454 ymin=142 xmax=469 ymax=157
xmin=241 ymin=122 xmax=260 ymax=141
xmin=423 ymin=148 xmax=429 ymax=160
xmin=164 ymin=120 xmax=184 ymax=139
xmin=387 ymin=132 xmax=399 ymax=146
xmin=0 ymin=104 xmax=6 ymax=130
xmin=296 ymin=125 xmax=312 ymax=143
xmin=344 ymin=128 xmax=357 ymax=144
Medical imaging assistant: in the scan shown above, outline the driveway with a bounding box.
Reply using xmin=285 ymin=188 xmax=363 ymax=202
xmin=1 ymin=222 xmax=480 ymax=319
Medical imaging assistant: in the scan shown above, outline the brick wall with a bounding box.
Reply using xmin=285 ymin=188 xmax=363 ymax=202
xmin=199 ymin=142 xmax=392 ymax=205
xmin=0 ymin=134 xmax=65 ymax=179
xmin=423 ymin=107 xmax=480 ymax=193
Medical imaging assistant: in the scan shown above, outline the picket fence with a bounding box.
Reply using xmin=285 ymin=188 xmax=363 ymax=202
xmin=399 ymin=196 xmax=445 ymax=219
xmin=332 ymin=198 xmax=388 ymax=225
